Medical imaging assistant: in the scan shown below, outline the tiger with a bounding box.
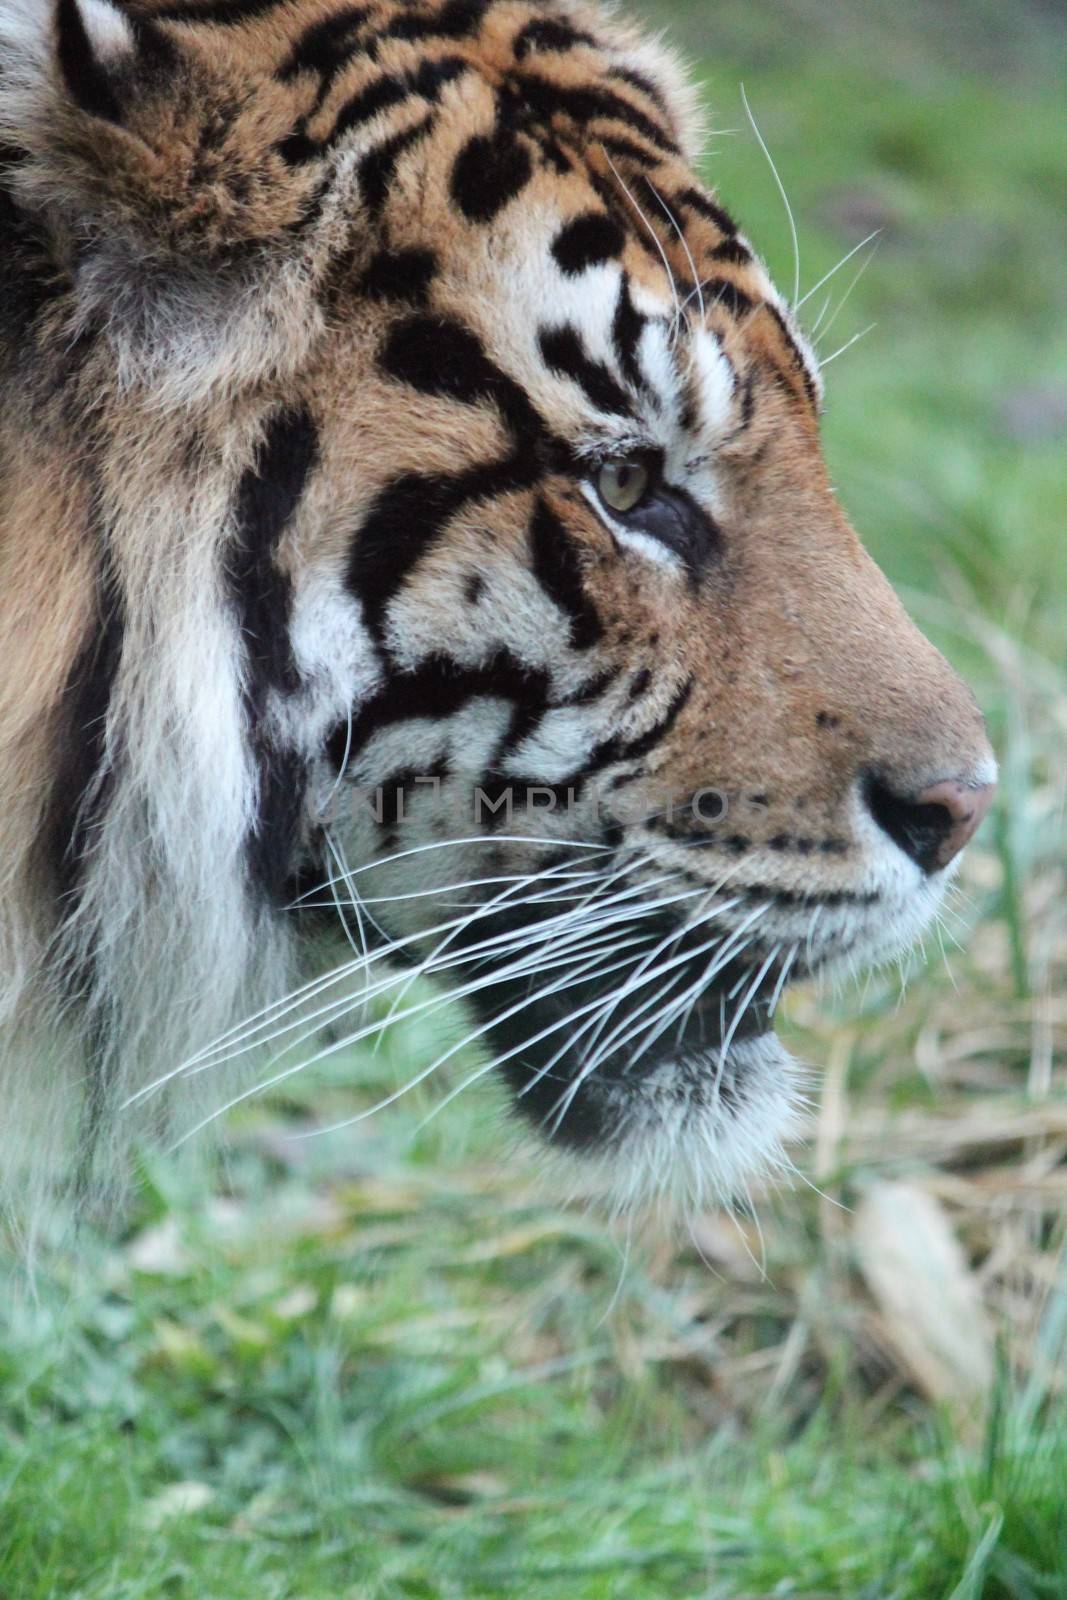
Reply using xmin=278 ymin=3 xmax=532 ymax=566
xmin=0 ymin=0 xmax=996 ymax=1228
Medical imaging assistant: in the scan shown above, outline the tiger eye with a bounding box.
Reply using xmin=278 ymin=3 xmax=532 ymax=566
xmin=597 ymin=457 xmax=650 ymax=514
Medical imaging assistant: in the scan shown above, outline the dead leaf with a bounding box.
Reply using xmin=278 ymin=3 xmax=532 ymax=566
xmin=853 ymin=1180 xmax=993 ymax=1407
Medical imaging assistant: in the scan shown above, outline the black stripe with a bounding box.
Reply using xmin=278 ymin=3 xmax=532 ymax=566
xmin=47 ymin=533 xmax=125 ymax=907
xmin=0 ymin=166 xmax=65 ymax=347
xmin=736 ymin=368 xmax=757 ymax=429
xmin=277 ymin=0 xmax=482 ymax=129
xmin=707 ymin=279 xmax=756 ymax=318
xmin=528 ymin=497 xmax=602 ymax=651
xmin=381 ymin=0 xmax=489 ymax=43
xmin=677 ymin=364 xmax=700 ymax=435
xmin=556 ymin=664 xmax=620 ymax=707
xmin=327 ymin=647 xmax=551 ymax=769
xmin=538 ymin=325 xmax=634 ymax=418
xmin=52 ymin=0 xmax=183 ymax=125
xmin=277 ymin=172 xmax=334 ymax=242
xmin=514 ymin=73 xmax=678 ymax=155
xmin=346 ymin=452 xmax=542 ymax=645
xmin=551 ymin=211 xmax=625 ymax=276
xmin=227 ymin=405 xmax=318 ymax=901
xmin=764 ymin=304 xmax=820 ymax=412
xmin=674 ymin=186 xmax=738 ymax=238
xmin=532 ymin=130 xmax=574 ymax=176
xmin=229 ymin=405 xmax=317 ymax=702
xmin=248 ymin=746 xmax=308 ymax=903
xmin=707 ymin=236 xmax=751 ymax=266
xmin=611 ymin=273 xmax=647 ymax=393
xmin=572 ymin=678 xmax=693 ymax=787
xmin=277 ymin=5 xmax=372 ymax=122
xmin=359 ymin=115 xmax=435 ymax=214
xmin=154 ymin=0 xmax=292 ymax=23
xmin=277 ymin=6 xmax=371 ymax=81
xmin=512 ymin=17 xmax=597 ymax=58
xmin=379 ymin=313 xmax=549 ymax=438
xmin=280 ymin=72 xmax=407 ymax=165
xmin=359 ymin=247 xmax=438 ymax=305
xmin=608 ymin=66 xmax=668 ymax=113
xmin=585 ymin=172 xmax=669 ymax=283
xmin=355 ymin=315 xmax=558 ymax=639
xmin=280 ymin=57 xmax=468 ymax=165
xmin=450 ymin=121 xmax=533 ymax=223
xmin=735 ymin=882 xmax=878 ymax=910
xmin=56 ymin=0 xmax=121 ymax=122
xmin=596 ymin=133 xmax=660 ymax=169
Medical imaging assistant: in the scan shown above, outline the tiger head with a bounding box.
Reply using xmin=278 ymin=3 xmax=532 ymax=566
xmin=0 ymin=0 xmax=994 ymax=1214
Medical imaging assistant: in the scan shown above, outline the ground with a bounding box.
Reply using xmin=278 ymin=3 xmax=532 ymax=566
xmin=2 ymin=2 xmax=1066 ymax=1596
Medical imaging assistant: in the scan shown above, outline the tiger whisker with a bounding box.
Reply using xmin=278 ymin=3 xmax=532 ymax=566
xmin=172 ymin=924 xmax=663 ymax=1151
xmin=804 ymin=904 xmax=824 ymax=970
xmin=740 ymin=83 xmax=800 ymax=308
xmin=540 ymin=910 xmax=772 ymax=1139
xmin=323 ymin=824 xmax=395 ymax=946
xmin=767 ymin=941 xmax=800 ymax=1018
xmin=288 ymin=832 xmax=616 ymax=909
xmin=291 ymin=931 xmax=661 ymax=1144
xmin=295 ymin=863 xmax=610 ymax=909
xmin=369 ymin=852 xmax=660 ymax=1051
xmin=590 ymin=898 xmax=771 ymax=1083
xmin=339 ymin=930 xmax=671 ymax=1145
xmin=187 ymin=868 xmax=699 ymax=1092
xmin=576 ymin=891 xmax=744 ymax=1066
xmin=812 ymin=235 xmax=880 ymax=344
xmin=643 ymin=175 xmax=705 ymax=325
xmin=371 ymin=852 xmax=666 ymax=1041
xmin=323 ymin=829 xmax=373 ymax=1021
xmin=719 ymin=941 xmax=781 ymax=1062
xmin=591 ymin=915 xmax=770 ymax=1094
xmin=415 ymin=884 xmax=740 ymax=1139
xmin=635 ymin=925 xmax=771 ymax=1074
xmin=796 ymin=229 xmax=880 ymax=314
xmin=314 ymin=705 xmax=353 ymax=824
xmin=819 ymin=322 xmax=876 ymax=367
xmin=525 ymin=917 xmax=747 ymax=1119
xmin=602 ymin=148 xmax=683 ymax=340
xmin=159 ymin=851 xmax=624 ymax=1086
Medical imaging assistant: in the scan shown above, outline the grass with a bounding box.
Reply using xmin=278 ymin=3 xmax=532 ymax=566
xmin=2 ymin=3 xmax=1066 ymax=1596
xmin=3 ymin=1147 xmax=1067 ymax=1599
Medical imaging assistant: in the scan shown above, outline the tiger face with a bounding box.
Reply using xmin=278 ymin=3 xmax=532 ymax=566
xmin=0 ymin=0 xmax=994 ymax=1213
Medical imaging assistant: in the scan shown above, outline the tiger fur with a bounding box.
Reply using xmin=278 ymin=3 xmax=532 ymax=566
xmin=0 ymin=0 xmax=995 ymax=1230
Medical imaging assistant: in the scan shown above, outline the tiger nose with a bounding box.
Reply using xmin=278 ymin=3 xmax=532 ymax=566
xmin=866 ymin=775 xmax=996 ymax=874
xmin=915 ymin=778 xmax=997 ymax=869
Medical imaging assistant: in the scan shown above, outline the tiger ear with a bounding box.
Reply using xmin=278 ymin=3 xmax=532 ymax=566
xmin=3 ymin=0 xmax=320 ymax=257
xmin=0 ymin=0 xmax=329 ymax=394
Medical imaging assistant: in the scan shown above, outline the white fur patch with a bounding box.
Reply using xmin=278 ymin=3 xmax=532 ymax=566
xmin=77 ymin=0 xmax=135 ymax=60
xmin=545 ymin=1033 xmax=807 ymax=1217
xmin=686 ymin=325 xmax=737 ymax=440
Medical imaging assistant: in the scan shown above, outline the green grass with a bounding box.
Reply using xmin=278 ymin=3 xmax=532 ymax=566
xmin=3 ymin=3 xmax=1066 ymax=1596
xmin=3 ymin=1147 xmax=1067 ymax=1600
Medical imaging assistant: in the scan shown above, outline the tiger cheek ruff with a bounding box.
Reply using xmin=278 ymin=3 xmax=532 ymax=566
xmin=0 ymin=0 xmax=995 ymax=1220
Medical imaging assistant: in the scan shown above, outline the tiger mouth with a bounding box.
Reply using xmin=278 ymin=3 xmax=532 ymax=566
xmin=463 ymin=915 xmax=795 ymax=1153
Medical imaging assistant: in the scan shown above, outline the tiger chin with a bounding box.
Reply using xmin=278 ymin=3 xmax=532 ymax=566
xmin=0 ymin=0 xmax=995 ymax=1234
